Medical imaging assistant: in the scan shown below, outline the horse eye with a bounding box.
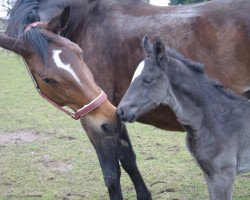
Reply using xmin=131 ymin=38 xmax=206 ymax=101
xmin=143 ymin=77 xmax=152 ymax=84
xmin=43 ymin=78 xmax=57 ymax=85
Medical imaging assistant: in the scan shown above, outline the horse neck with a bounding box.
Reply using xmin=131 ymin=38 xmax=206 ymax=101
xmin=61 ymin=0 xmax=146 ymax=36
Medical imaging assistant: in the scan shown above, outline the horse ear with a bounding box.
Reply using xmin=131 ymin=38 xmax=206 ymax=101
xmin=0 ymin=35 xmax=31 ymax=56
xmin=153 ymin=37 xmax=166 ymax=63
xmin=142 ymin=36 xmax=153 ymax=55
xmin=47 ymin=6 xmax=70 ymax=34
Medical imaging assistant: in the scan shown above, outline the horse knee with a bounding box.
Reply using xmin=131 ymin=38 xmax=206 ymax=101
xmin=119 ymin=152 xmax=137 ymax=172
xmin=103 ymin=170 xmax=120 ymax=189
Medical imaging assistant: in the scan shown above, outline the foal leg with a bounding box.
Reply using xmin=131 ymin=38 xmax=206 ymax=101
xmin=117 ymin=124 xmax=152 ymax=200
xmin=203 ymin=167 xmax=236 ymax=200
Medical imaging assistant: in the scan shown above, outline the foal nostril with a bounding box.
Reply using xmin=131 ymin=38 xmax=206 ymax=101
xmin=117 ymin=108 xmax=125 ymax=118
xmin=117 ymin=108 xmax=129 ymax=122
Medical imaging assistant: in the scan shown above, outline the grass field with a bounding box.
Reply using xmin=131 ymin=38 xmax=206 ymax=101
xmin=0 ymin=51 xmax=250 ymax=200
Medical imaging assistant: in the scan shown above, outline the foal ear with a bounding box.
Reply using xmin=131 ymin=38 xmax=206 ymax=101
xmin=0 ymin=35 xmax=31 ymax=56
xmin=142 ymin=36 xmax=153 ymax=55
xmin=153 ymin=37 xmax=166 ymax=63
xmin=47 ymin=6 xmax=70 ymax=34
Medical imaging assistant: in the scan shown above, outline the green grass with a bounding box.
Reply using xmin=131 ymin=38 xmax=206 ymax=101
xmin=0 ymin=51 xmax=250 ymax=200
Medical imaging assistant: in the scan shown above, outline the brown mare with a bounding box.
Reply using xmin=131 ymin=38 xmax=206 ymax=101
xmin=24 ymin=0 xmax=250 ymax=131
xmin=0 ymin=6 xmax=150 ymax=200
xmin=3 ymin=0 xmax=250 ymax=199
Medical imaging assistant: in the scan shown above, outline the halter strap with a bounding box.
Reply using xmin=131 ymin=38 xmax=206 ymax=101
xmin=24 ymin=60 xmax=107 ymax=120
xmin=23 ymin=22 xmax=108 ymax=120
xmin=24 ymin=21 xmax=44 ymax=33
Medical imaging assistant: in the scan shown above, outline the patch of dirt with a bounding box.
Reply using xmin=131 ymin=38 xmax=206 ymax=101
xmin=145 ymin=156 xmax=157 ymax=160
xmin=150 ymin=181 xmax=168 ymax=187
xmin=62 ymin=193 xmax=85 ymax=200
xmin=168 ymin=145 xmax=180 ymax=152
xmin=57 ymin=136 xmax=76 ymax=141
xmin=240 ymin=174 xmax=250 ymax=179
xmin=157 ymin=188 xmax=176 ymax=194
xmin=0 ymin=130 xmax=50 ymax=145
xmin=3 ymin=194 xmax=43 ymax=199
xmin=42 ymin=160 xmax=74 ymax=172
xmin=150 ymin=180 xmax=176 ymax=196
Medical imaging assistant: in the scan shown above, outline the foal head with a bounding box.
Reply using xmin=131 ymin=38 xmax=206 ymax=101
xmin=1 ymin=7 xmax=118 ymax=133
xmin=117 ymin=36 xmax=169 ymax=122
xmin=117 ymin=36 xmax=205 ymax=123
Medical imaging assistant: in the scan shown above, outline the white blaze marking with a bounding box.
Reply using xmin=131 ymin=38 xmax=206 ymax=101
xmin=131 ymin=61 xmax=145 ymax=83
xmin=52 ymin=50 xmax=81 ymax=84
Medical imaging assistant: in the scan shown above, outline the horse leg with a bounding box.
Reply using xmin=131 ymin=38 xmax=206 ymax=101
xmin=117 ymin=124 xmax=152 ymax=200
xmin=81 ymin=119 xmax=123 ymax=200
xmin=89 ymin=136 xmax=123 ymax=200
xmin=202 ymin=166 xmax=236 ymax=200
xmin=97 ymin=137 xmax=123 ymax=200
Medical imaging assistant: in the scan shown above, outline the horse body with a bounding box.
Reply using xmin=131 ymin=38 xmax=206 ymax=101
xmin=118 ymin=36 xmax=250 ymax=199
xmin=4 ymin=3 xmax=152 ymax=199
xmin=32 ymin=0 xmax=250 ymax=131
xmin=4 ymin=0 xmax=250 ymax=198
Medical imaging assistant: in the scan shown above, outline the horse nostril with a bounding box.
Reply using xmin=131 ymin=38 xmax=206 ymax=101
xmin=101 ymin=123 xmax=117 ymax=135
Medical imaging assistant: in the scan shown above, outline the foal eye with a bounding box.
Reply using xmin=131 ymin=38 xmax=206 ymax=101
xmin=43 ymin=78 xmax=57 ymax=85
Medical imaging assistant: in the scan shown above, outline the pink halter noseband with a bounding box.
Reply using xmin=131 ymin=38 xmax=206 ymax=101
xmin=23 ymin=22 xmax=107 ymax=120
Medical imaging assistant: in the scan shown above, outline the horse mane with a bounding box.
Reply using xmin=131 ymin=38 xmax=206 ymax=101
xmin=6 ymin=0 xmax=40 ymax=37
xmin=24 ymin=28 xmax=49 ymax=66
xmin=6 ymin=0 xmax=49 ymax=66
xmin=166 ymin=48 xmax=247 ymax=101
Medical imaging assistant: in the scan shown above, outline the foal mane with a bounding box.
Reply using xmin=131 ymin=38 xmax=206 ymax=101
xmin=166 ymin=48 xmax=247 ymax=101
xmin=166 ymin=48 xmax=204 ymax=74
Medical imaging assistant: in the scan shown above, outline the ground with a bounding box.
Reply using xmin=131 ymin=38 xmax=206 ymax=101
xmin=0 ymin=52 xmax=250 ymax=199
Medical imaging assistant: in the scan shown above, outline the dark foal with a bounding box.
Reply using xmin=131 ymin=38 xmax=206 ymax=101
xmin=0 ymin=8 xmax=150 ymax=200
xmin=118 ymin=37 xmax=250 ymax=200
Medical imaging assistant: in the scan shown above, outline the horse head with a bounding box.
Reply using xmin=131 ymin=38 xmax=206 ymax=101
xmin=0 ymin=7 xmax=119 ymax=134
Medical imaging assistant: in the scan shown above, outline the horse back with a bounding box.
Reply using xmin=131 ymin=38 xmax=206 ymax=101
xmin=175 ymin=0 xmax=250 ymax=95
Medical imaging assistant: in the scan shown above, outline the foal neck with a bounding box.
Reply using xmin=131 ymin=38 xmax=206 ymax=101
xmin=163 ymin=59 xmax=220 ymax=131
